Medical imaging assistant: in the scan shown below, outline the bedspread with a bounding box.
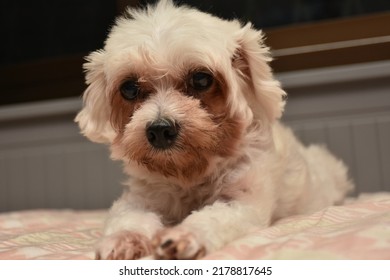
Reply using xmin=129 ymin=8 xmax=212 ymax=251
xmin=0 ymin=193 xmax=389 ymax=260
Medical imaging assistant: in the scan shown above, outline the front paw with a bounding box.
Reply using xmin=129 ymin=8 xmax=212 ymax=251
xmin=95 ymin=230 xmax=152 ymax=260
xmin=152 ymin=227 xmax=206 ymax=260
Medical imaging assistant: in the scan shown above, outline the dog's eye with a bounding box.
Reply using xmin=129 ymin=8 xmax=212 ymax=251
xmin=189 ymin=72 xmax=214 ymax=91
xmin=120 ymin=80 xmax=140 ymax=100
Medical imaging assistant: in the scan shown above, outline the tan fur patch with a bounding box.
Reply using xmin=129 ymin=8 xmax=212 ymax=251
xmin=199 ymin=72 xmax=244 ymax=158
xmin=111 ymin=70 xmax=244 ymax=183
xmin=109 ymin=76 xmax=153 ymax=133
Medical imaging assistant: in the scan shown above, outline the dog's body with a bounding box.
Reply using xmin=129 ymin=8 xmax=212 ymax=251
xmin=76 ymin=0 xmax=353 ymax=259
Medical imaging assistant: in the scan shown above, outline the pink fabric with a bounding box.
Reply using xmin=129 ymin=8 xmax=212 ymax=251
xmin=0 ymin=210 xmax=104 ymax=259
xmin=0 ymin=193 xmax=389 ymax=260
xmin=206 ymin=193 xmax=390 ymax=260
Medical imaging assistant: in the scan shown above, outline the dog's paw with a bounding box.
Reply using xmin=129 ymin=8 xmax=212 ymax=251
xmin=95 ymin=230 xmax=152 ymax=260
xmin=152 ymin=227 xmax=206 ymax=260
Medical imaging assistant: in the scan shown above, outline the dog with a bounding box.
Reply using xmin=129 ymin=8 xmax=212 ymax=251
xmin=75 ymin=0 xmax=353 ymax=260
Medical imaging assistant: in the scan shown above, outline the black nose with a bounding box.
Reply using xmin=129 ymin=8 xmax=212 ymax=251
xmin=146 ymin=119 xmax=179 ymax=149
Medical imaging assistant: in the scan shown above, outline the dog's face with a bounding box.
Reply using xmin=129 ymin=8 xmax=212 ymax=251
xmin=76 ymin=0 xmax=286 ymax=185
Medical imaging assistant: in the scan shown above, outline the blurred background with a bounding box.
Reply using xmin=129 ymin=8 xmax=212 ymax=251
xmin=1 ymin=0 xmax=389 ymax=212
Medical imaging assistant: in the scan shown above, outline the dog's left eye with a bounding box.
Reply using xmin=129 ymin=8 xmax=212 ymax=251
xmin=120 ymin=80 xmax=140 ymax=101
xmin=188 ymin=72 xmax=214 ymax=91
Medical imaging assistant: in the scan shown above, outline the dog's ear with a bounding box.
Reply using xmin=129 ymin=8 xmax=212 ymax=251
xmin=75 ymin=50 xmax=116 ymax=144
xmin=233 ymin=23 xmax=286 ymax=122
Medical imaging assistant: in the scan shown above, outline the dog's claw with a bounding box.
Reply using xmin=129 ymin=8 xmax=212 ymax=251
xmin=161 ymin=239 xmax=174 ymax=248
xmin=153 ymin=227 xmax=206 ymax=260
xmin=95 ymin=230 xmax=152 ymax=260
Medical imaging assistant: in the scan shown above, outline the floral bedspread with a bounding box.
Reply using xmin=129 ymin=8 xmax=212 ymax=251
xmin=1 ymin=193 xmax=389 ymax=260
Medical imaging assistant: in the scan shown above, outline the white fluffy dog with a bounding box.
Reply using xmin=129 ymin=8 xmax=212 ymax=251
xmin=76 ymin=0 xmax=353 ymax=260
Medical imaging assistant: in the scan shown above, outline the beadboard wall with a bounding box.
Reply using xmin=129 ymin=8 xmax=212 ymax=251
xmin=0 ymin=100 xmax=125 ymax=212
xmin=1 ymin=60 xmax=389 ymax=212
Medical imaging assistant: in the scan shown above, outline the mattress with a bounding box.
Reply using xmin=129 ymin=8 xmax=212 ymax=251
xmin=1 ymin=193 xmax=389 ymax=260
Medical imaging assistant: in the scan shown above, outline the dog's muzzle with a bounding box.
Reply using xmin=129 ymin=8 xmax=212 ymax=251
xmin=146 ymin=119 xmax=179 ymax=150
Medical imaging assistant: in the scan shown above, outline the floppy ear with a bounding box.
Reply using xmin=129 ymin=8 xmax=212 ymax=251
xmin=233 ymin=23 xmax=286 ymax=122
xmin=75 ymin=50 xmax=116 ymax=144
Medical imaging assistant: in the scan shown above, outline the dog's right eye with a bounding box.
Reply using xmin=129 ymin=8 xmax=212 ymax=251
xmin=120 ymin=80 xmax=140 ymax=101
xmin=188 ymin=71 xmax=214 ymax=92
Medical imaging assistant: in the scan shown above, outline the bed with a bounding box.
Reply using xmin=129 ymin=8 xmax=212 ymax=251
xmin=0 ymin=193 xmax=389 ymax=260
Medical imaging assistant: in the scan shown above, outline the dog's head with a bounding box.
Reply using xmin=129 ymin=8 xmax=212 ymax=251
xmin=75 ymin=0 xmax=286 ymax=184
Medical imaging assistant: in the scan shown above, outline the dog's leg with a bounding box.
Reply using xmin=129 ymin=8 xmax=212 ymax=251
xmin=152 ymin=200 xmax=272 ymax=259
xmin=96 ymin=195 xmax=163 ymax=260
